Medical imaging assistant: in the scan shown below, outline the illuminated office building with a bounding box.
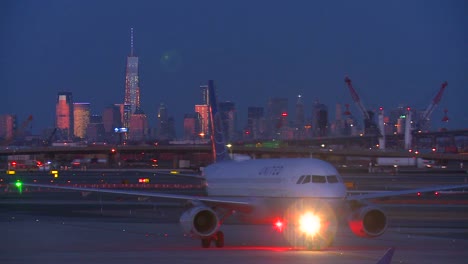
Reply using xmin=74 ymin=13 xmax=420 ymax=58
xmin=128 ymin=109 xmax=148 ymax=142
xmin=73 ymin=103 xmax=90 ymax=139
xmin=56 ymin=92 xmax=74 ymax=140
xmin=195 ymin=104 xmax=209 ymax=139
xmin=124 ymin=28 xmax=140 ymax=121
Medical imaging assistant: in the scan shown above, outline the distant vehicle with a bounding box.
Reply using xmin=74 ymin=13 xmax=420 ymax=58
xmin=21 ymin=81 xmax=468 ymax=250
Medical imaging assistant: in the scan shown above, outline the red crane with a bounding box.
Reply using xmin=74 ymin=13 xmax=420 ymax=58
xmin=344 ymin=76 xmax=380 ymax=136
xmin=421 ymin=81 xmax=448 ymax=123
xmin=441 ymin=108 xmax=449 ymax=122
xmin=344 ymin=76 xmax=370 ymax=120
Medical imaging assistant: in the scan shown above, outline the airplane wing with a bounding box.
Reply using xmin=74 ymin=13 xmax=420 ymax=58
xmin=156 ymin=170 xmax=205 ymax=180
xmin=18 ymin=183 xmax=252 ymax=211
xmin=347 ymin=184 xmax=468 ymax=201
xmin=116 ymin=169 xmax=205 ymax=180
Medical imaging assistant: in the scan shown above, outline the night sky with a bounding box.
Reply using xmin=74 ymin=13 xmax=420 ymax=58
xmin=1 ymin=0 xmax=466 ymax=135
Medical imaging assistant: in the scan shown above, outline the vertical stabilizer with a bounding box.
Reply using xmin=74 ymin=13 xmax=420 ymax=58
xmin=208 ymin=80 xmax=229 ymax=162
xmin=376 ymin=247 xmax=395 ymax=264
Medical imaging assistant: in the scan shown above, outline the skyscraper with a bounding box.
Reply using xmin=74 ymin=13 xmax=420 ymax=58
xmin=124 ymin=28 xmax=140 ymax=117
xmin=183 ymin=113 xmax=200 ymax=140
xmin=294 ymin=95 xmax=305 ymax=129
xmin=195 ymin=104 xmax=210 ymax=138
xmin=73 ymin=102 xmax=90 ymax=139
xmin=86 ymin=115 xmax=105 ymax=142
xmin=128 ymin=109 xmax=148 ymax=142
xmin=56 ymin=92 xmax=74 ymax=141
xmin=103 ymin=105 xmax=122 ymax=132
xmin=156 ymin=103 xmax=176 ymax=140
xmin=267 ymin=97 xmax=288 ymax=138
xmin=200 ymin=84 xmax=209 ymax=105
xmin=219 ymin=101 xmax=237 ymax=142
xmin=0 ymin=114 xmax=15 ymax=141
xmin=312 ymin=101 xmax=328 ymax=137
xmin=246 ymin=106 xmax=265 ymax=140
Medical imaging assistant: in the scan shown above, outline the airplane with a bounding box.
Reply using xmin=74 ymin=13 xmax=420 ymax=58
xmin=16 ymin=80 xmax=468 ymax=250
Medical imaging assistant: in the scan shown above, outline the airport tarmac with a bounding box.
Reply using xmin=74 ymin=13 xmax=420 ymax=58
xmin=2 ymin=205 xmax=468 ymax=264
xmin=2 ymin=170 xmax=468 ymax=263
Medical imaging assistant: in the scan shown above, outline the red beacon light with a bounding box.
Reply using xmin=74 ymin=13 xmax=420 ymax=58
xmin=274 ymin=219 xmax=284 ymax=232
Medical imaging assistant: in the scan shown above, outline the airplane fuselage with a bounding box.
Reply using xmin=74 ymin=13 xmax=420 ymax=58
xmin=204 ymin=158 xmax=347 ymax=199
xmin=203 ymin=158 xmax=348 ymax=223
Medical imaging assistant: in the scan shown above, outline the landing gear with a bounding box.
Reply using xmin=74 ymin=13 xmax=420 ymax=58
xmin=200 ymin=231 xmax=225 ymax=248
xmin=201 ymin=238 xmax=211 ymax=248
xmin=305 ymin=236 xmax=334 ymax=251
xmin=304 ymin=229 xmax=335 ymax=251
xmin=214 ymin=231 xmax=224 ymax=248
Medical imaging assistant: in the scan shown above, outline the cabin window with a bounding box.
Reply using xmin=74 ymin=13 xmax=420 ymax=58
xmin=312 ymin=175 xmax=326 ymax=183
xmin=327 ymin=175 xmax=339 ymax=183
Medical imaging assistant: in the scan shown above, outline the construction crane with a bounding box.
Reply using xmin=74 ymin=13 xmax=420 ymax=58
xmin=420 ymin=81 xmax=448 ymax=127
xmin=43 ymin=128 xmax=58 ymax=146
xmin=344 ymin=76 xmax=380 ymax=136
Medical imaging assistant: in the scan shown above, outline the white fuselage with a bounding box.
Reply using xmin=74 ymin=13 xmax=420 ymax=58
xmin=202 ymin=158 xmax=348 ymax=223
xmin=204 ymin=158 xmax=347 ymax=199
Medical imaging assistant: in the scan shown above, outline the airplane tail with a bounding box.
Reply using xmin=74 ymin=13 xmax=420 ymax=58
xmin=376 ymin=247 xmax=395 ymax=264
xmin=207 ymin=80 xmax=229 ymax=162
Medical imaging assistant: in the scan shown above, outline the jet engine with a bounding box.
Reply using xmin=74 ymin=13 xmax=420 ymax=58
xmin=347 ymin=206 xmax=387 ymax=238
xmin=180 ymin=206 xmax=220 ymax=238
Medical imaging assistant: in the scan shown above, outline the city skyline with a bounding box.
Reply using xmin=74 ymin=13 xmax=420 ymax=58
xmin=1 ymin=0 xmax=466 ymax=135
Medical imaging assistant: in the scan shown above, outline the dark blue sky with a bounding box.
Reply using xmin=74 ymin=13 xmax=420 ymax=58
xmin=1 ymin=0 xmax=467 ymax=135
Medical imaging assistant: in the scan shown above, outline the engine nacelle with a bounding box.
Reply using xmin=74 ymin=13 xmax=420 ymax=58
xmin=348 ymin=206 xmax=387 ymax=238
xmin=179 ymin=206 xmax=220 ymax=238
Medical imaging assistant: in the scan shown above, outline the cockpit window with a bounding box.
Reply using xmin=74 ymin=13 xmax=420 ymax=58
xmin=327 ymin=175 xmax=339 ymax=183
xmin=297 ymin=175 xmax=336 ymax=184
xmin=296 ymin=175 xmax=305 ymax=184
xmin=312 ymin=175 xmax=326 ymax=183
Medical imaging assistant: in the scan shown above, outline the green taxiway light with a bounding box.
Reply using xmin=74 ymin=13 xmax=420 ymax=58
xmin=15 ymin=181 xmax=23 ymax=188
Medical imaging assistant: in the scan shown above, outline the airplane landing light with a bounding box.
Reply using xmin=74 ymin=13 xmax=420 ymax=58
xmin=299 ymin=212 xmax=321 ymax=236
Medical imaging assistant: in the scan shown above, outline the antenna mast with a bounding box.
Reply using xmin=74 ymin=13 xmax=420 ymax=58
xmin=130 ymin=27 xmax=134 ymax=56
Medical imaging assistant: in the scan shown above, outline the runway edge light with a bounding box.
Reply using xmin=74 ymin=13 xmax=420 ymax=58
xmin=15 ymin=180 xmax=23 ymax=194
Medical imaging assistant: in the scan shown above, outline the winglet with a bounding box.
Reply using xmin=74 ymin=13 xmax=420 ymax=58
xmin=376 ymin=247 xmax=395 ymax=264
xmin=207 ymin=80 xmax=228 ymax=162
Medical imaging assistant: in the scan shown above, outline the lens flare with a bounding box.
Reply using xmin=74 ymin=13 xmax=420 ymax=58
xmin=299 ymin=212 xmax=321 ymax=236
